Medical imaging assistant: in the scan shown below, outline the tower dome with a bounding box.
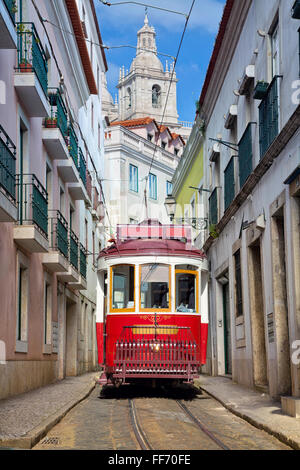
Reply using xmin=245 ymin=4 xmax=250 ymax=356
xmin=130 ymin=13 xmax=163 ymax=72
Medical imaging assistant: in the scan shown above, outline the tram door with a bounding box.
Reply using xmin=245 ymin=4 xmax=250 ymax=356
xmin=222 ymin=279 xmax=232 ymax=375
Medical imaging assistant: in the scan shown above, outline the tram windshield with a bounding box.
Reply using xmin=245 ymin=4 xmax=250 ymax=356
xmin=111 ymin=265 xmax=135 ymax=310
xmin=140 ymin=264 xmax=170 ymax=310
xmin=176 ymin=271 xmax=197 ymax=313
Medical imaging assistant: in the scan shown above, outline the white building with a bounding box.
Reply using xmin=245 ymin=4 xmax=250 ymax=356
xmin=101 ymin=14 xmax=191 ymax=236
xmin=198 ymin=0 xmax=300 ymax=407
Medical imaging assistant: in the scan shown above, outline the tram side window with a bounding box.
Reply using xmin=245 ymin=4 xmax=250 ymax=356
xmin=140 ymin=264 xmax=170 ymax=310
xmin=112 ymin=265 xmax=135 ymax=310
xmin=176 ymin=271 xmax=197 ymax=313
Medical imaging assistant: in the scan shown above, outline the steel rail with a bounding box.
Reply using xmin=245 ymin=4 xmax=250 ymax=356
xmin=128 ymin=399 xmax=153 ymax=451
xmin=176 ymin=400 xmax=230 ymax=451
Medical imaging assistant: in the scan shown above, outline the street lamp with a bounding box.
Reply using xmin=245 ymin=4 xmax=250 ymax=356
xmin=164 ymin=196 xmax=176 ymax=222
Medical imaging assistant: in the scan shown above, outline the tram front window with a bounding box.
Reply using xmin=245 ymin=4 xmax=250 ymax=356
xmin=140 ymin=264 xmax=170 ymax=310
xmin=111 ymin=265 xmax=135 ymax=311
xmin=176 ymin=271 xmax=197 ymax=313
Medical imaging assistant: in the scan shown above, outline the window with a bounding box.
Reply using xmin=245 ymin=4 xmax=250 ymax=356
xmin=129 ymin=164 xmax=138 ymax=193
xmin=174 ymin=148 xmax=179 ymax=156
xmin=111 ymin=265 xmax=135 ymax=311
xmin=69 ymin=205 xmax=75 ymax=230
xmin=16 ymin=251 xmax=29 ymax=353
xmin=161 ymin=141 xmax=167 ymax=149
xmin=166 ymin=181 xmax=173 ymax=196
xmin=44 ymin=281 xmax=52 ymax=348
xmin=271 ymin=21 xmax=279 ymax=78
xmin=149 ymin=173 xmax=157 ymax=200
xmin=152 ymin=85 xmax=161 ymax=107
xmin=234 ymin=250 xmax=243 ymax=317
xmin=85 ymin=218 xmax=88 ymax=251
xmin=140 ymin=264 xmax=170 ymax=311
xmin=127 ymin=88 xmax=132 ymax=108
xmin=175 ymin=269 xmax=198 ymax=313
xmin=147 ymin=133 xmax=153 ymax=142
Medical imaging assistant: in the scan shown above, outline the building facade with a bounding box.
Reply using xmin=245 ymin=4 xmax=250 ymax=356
xmin=102 ymin=14 xmax=190 ymax=235
xmin=197 ymin=0 xmax=300 ymax=401
xmin=0 ymin=0 xmax=107 ymax=399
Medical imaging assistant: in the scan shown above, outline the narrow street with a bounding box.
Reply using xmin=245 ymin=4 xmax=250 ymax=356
xmin=33 ymin=385 xmax=290 ymax=451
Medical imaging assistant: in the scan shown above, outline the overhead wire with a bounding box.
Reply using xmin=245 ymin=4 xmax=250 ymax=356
xmin=142 ymin=0 xmax=196 ymax=218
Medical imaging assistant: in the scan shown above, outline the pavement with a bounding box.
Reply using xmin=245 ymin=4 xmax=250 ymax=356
xmin=196 ymin=375 xmax=300 ymax=450
xmin=0 ymin=372 xmax=99 ymax=449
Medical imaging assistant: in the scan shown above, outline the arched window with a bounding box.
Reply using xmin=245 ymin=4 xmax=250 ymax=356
xmin=127 ymin=87 xmax=132 ymax=109
xmin=152 ymin=85 xmax=161 ymax=108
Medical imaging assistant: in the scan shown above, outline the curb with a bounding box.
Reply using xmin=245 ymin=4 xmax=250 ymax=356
xmin=0 ymin=376 xmax=98 ymax=450
xmin=197 ymin=383 xmax=300 ymax=451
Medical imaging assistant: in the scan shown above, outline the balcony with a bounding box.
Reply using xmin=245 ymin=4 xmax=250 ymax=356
xmin=14 ymin=174 xmax=49 ymax=253
xmin=0 ymin=0 xmax=17 ymax=48
xmin=42 ymin=89 xmax=69 ymax=161
xmin=0 ymin=125 xmax=17 ymax=221
xmin=57 ymin=229 xmax=79 ymax=283
xmin=69 ymin=243 xmax=87 ymax=291
xmin=259 ymin=77 xmax=279 ymax=158
xmin=57 ymin=123 xmax=80 ymax=183
xmin=42 ymin=211 xmax=69 ymax=273
xmin=68 ymin=148 xmax=91 ymax=205
xmin=14 ymin=23 xmax=49 ymax=117
xmin=239 ymin=124 xmax=253 ymax=189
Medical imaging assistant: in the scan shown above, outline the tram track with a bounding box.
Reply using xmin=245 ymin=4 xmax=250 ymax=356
xmin=128 ymin=399 xmax=153 ymax=450
xmin=128 ymin=396 xmax=230 ymax=451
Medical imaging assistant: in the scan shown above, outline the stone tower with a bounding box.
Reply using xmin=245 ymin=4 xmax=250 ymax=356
xmin=117 ymin=14 xmax=179 ymax=128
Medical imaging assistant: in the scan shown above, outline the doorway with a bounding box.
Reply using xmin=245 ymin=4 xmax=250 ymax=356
xmin=65 ymin=298 xmax=77 ymax=377
xmin=248 ymin=240 xmax=268 ymax=389
xmin=221 ymin=273 xmax=232 ymax=375
xmin=271 ymin=207 xmax=292 ymax=396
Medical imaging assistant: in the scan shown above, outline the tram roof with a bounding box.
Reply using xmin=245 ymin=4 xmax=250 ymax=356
xmin=99 ymin=238 xmax=206 ymax=260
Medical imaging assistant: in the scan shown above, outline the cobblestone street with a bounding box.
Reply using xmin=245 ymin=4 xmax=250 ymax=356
xmin=33 ymin=385 xmax=291 ymax=451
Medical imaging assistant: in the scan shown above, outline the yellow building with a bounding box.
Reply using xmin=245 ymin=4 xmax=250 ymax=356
xmin=171 ymin=116 xmax=207 ymax=248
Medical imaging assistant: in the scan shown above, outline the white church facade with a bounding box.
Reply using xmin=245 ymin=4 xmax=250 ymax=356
xmin=101 ymin=14 xmax=192 ymax=237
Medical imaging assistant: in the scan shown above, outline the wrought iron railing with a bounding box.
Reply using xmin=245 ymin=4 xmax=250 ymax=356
xmin=79 ymin=148 xmax=87 ymax=187
xmin=224 ymin=157 xmax=235 ymax=211
xmin=68 ymin=123 xmax=78 ymax=167
xmin=80 ymin=243 xmax=87 ymax=279
xmin=69 ymin=229 xmax=79 ymax=270
xmin=0 ymin=125 xmax=16 ymax=202
xmin=46 ymin=88 xmax=69 ymax=142
xmin=113 ymin=326 xmax=200 ymax=381
xmin=48 ymin=210 xmax=69 ymax=258
xmin=259 ymin=77 xmax=279 ymax=158
xmin=4 ymin=0 xmax=16 ymax=22
xmin=209 ymin=187 xmax=218 ymax=226
xmin=16 ymin=174 xmax=48 ymax=238
xmin=16 ymin=23 xmax=48 ymax=96
xmin=239 ymin=124 xmax=253 ymax=189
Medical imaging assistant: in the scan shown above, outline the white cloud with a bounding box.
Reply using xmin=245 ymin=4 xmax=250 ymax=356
xmin=96 ymin=0 xmax=224 ymax=35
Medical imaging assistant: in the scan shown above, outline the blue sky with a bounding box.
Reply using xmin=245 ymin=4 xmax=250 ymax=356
xmin=95 ymin=0 xmax=226 ymax=122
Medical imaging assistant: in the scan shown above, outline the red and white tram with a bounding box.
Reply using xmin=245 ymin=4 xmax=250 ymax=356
xmin=96 ymin=220 xmax=208 ymax=386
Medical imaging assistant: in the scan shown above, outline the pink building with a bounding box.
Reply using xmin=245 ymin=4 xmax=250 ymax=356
xmin=0 ymin=0 xmax=107 ymax=399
